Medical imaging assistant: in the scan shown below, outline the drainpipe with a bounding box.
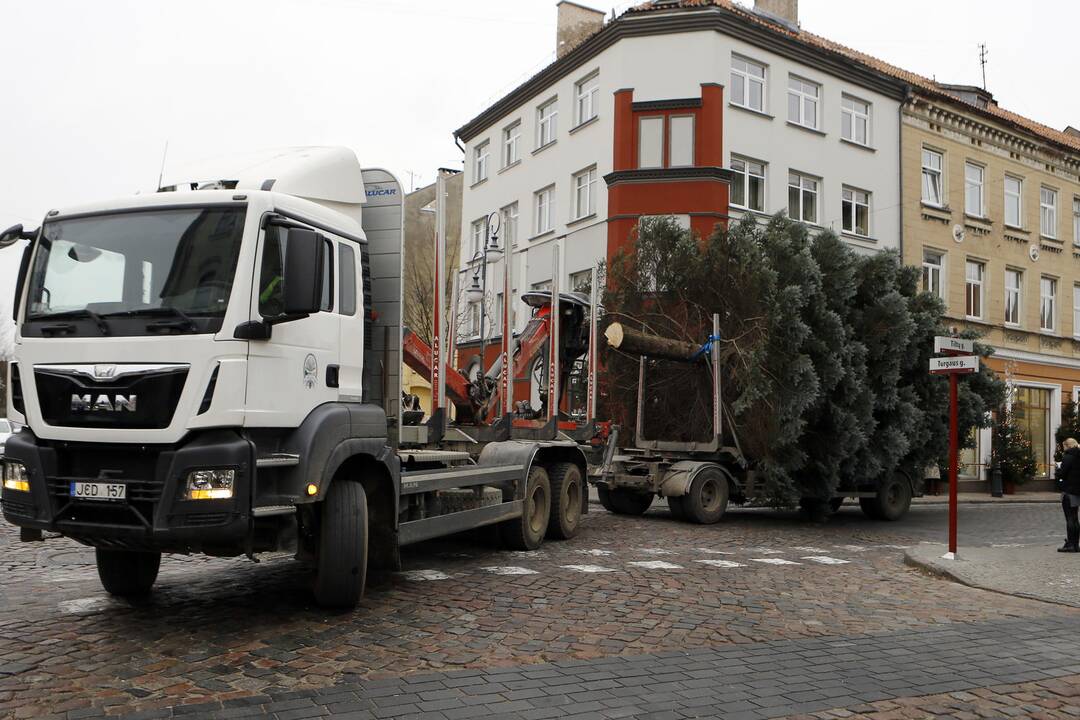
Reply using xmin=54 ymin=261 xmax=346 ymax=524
xmin=898 ymin=87 xmax=913 ymax=259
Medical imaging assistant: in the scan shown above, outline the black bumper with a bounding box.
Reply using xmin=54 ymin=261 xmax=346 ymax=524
xmin=1 ymin=429 xmax=255 ymax=554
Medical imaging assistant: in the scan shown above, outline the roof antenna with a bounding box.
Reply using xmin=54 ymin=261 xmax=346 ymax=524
xmin=156 ymin=140 xmax=169 ymax=192
xmin=978 ymin=43 xmax=989 ymax=90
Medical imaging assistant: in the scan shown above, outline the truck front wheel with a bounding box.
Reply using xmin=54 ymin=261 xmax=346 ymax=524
xmin=502 ymin=466 xmax=551 ymax=550
xmin=96 ymin=548 xmax=160 ymax=597
xmin=682 ymin=468 xmax=729 ymax=524
xmin=546 ymin=462 xmax=583 ymax=540
xmin=860 ymin=476 xmax=912 ymax=521
xmin=313 ymin=480 xmax=369 ymax=608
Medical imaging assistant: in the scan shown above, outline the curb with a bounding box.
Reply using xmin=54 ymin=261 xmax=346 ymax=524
xmin=903 ymin=549 xmax=1080 ymax=609
xmin=912 ymin=499 xmax=1059 ymax=505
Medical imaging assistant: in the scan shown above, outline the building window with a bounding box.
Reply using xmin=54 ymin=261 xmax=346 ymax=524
xmin=841 ymin=186 xmax=870 ymax=237
xmin=841 ymin=95 xmax=870 ymax=145
xmin=534 ymin=186 xmax=555 ymax=235
xmin=922 ymin=249 xmax=945 ymax=300
xmin=965 ymin=162 xmax=984 ymax=217
xmin=1041 ymin=276 xmax=1057 ymax=332
xmin=1074 ymin=198 xmax=1080 ymax=247
xmin=501 ymin=202 xmax=518 ymax=247
xmin=669 ymin=115 xmax=695 ymax=167
xmin=731 ymin=156 xmax=766 ymax=212
xmin=638 ymin=116 xmax=664 ymax=169
xmin=467 ymin=301 xmax=481 ymax=339
xmin=569 ymin=269 xmax=591 ymax=293
xmin=1004 ymin=175 xmax=1023 ymax=228
xmin=965 ymin=260 xmax=984 ymax=319
xmin=537 ymin=99 xmax=558 ymax=148
xmin=1041 ymin=186 xmax=1058 ymax=238
xmin=1074 ymin=284 xmax=1080 ymax=338
xmin=730 ymin=55 xmax=766 ymax=112
xmin=503 ymin=121 xmax=521 ymax=167
xmin=573 ymin=166 xmax=597 ymax=220
xmin=470 ymin=218 xmax=485 ymax=256
xmin=1013 ymin=386 xmax=1053 ymax=477
xmin=575 ymin=71 xmax=599 ymax=126
xmin=922 ymin=148 xmax=944 ymax=206
xmin=788 ymin=172 xmax=819 ymax=224
xmin=473 ymin=141 xmax=489 ymax=184
xmin=787 ymin=76 xmax=819 ymax=129
xmin=1005 ymin=268 xmax=1022 ymax=326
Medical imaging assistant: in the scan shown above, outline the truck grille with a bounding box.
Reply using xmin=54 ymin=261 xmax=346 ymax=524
xmin=34 ymin=365 xmax=188 ymax=430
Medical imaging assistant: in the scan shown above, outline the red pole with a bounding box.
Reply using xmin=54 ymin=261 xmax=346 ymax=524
xmin=948 ymin=372 xmax=959 ymax=556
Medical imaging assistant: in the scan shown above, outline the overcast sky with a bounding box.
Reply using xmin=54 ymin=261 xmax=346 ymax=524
xmin=2 ymin=0 xmax=1078 ymax=326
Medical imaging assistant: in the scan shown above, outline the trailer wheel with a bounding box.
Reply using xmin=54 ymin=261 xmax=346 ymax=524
xmin=313 ymin=480 xmax=368 ymax=608
xmin=546 ymin=463 xmax=583 ymax=540
xmin=865 ymin=475 xmax=912 ymax=521
xmin=597 ymin=486 xmax=654 ymax=516
xmin=666 ymin=495 xmax=686 ymax=520
xmin=96 ymin=548 xmax=160 ymax=597
xmin=501 ymin=466 xmax=551 ymax=551
xmin=682 ymin=468 xmax=729 ymax=524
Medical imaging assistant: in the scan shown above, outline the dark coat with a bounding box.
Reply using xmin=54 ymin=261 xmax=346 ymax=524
xmin=1057 ymin=447 xmax=1080 ymax=495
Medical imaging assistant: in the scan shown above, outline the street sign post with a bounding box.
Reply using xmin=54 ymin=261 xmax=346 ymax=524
xmin=930 ymin=337 xmax=979 ymax=560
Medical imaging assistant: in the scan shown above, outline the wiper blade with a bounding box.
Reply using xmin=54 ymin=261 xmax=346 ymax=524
xmin=32 ymin=308 xmax=111 ymax=335
xmin=107 ymin=306 xmax=198 ymax=332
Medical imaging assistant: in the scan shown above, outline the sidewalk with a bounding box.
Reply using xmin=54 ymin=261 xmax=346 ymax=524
xmin=913 ymin=491 xmax=1060 ymax=504
xmin=906 ymin=543 xmax=1080 ymax=608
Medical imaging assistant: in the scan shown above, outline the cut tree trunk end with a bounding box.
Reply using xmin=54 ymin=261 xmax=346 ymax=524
xmin=604 ymin=322 xmax=703 ymax=363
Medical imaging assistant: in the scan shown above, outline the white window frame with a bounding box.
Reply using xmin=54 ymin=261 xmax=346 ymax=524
xmin=1041 ymin=276 xmax=1058 ymax=332
xmin=534 ymin=185 xmax=555 ymax=236
xmin=473 ymin=141 xmax=489 ymax=184
xmin=965 ymin=162 xmax=985 ymax=217
xmin=569 ymin=269 xmax=591 ymax=292
xmin=1005 ymin=268 xmax=1022 ymax=327
xmin=922 ymin=148 xmax=944 ymax=207
xmin=572 ymin=166 xmax=597 ymax=221
xmin=537 ymin=98 xmax=558 ymax=148
xmin=922 ymin=249 xmax=945 ymax=301
xmin=787 ymin=75 xmax=820 ymax=130
xmin=1073 ymin=284 xmax=1080 ymax=339
xmin=1073 ymin=197 xmax=1080 ymax=248
xmin=841 ymin=186 xmax=871 ymax=237
xmin=841 ymin=95 xmax=870 ymax=146
xmin=503 ymin=121 xmax=521 ymax=168
xmin=1041 ymin=186 xmax=1058 ymax=239
xmin=1004 ymin=175 xmax=1023 ymax=229
xmin=638 ymin=116 xmax=664 ymax=169
xmin=668 ymin=115 xmax=695 ymax=168
xmin=730 ymin=55 xmax=766 ymax=112
xmin=574 ymin=71 xmax=599 ymax=126
xmin=788 ymin=171 xmax=819 ymax=224
xmin=965 ymin=259 xmax=985 ymax=320
xmin=469 ymin=218 xmax=485 ymax=257
xmin=467 ymin=300 xmax=481 ymax=339
xmin=730 ymin=155 xmax=766 ymax=212
xmin=501 ymin=202 xmax=519 ymax=247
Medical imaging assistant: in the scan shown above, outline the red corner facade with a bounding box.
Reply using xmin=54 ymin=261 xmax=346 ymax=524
xmin=605 ymin=83 xmax=732 ymax=265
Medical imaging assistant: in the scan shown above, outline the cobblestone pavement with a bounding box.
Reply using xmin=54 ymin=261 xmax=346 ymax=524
xmin=0 ymin=503 xmax=1070 ymax=718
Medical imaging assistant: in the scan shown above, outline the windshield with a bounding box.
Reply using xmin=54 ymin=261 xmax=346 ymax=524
xmin=24 ymin=206 xmax=246 ymax=336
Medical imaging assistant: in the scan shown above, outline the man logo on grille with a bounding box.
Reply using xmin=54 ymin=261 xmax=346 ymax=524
xmin=71 ymin=394 xmax=138 ymax=412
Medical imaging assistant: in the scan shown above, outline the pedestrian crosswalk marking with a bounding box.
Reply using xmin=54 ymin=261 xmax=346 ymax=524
xmin=399 ymin=569 xmax=451 ymax=581
xmin=801 ymin=556 xmax=850 ymax=565
xmin=637 ymin=547 xmax=674 ymax=555
xmin=748 ymin=548 xmax=785 ymax=555
xmin=628 ymin=560 xmax=683 ymax=570
xmin=481 ymin=566 xmax=539 ymax=575
xmin=561 ymin=564 xmax=617 ymax=573
xmin=695 ymin=548 xmax=734 ymax=555
xmin=695 ymin=559 xmax=746 ymax=568
xmin=752 ymin=558 xmax=801 ymax=565
xmin=578 ymin=549 xmax=615 ymax=556
xmin=791 ymin=546 xmax=829 ymax=553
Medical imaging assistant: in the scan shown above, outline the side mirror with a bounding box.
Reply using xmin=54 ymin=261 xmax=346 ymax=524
xmin=281 ymin=228 xmax=324 ymax=317
xmin=0 ymin=224 xmax=34 ymax=249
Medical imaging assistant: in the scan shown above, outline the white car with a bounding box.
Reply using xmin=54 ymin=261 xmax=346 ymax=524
xmin=0 ymin=419 xmax=15 ymax=457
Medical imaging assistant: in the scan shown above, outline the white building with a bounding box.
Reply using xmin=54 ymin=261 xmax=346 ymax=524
xmin=453 ymin=0 xmax=908 ymax=346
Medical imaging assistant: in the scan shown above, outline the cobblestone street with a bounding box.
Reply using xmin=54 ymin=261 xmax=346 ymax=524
xmin=0 ymin=501 xmax=1074 ymax=719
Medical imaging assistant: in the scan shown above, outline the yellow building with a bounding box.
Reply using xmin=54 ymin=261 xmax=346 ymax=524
xmin=902 ymin=85 xmax=1080 ymax=485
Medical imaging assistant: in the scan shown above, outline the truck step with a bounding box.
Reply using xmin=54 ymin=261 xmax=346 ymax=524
xmin=256 ymin=453 xmax=300 ymax=468
xmin=252 ymin=505 xmax=295 ymax=517
xmin=398 ymin=449 xmax=472 ymax=465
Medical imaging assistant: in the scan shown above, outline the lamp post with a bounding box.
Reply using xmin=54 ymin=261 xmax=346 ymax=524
xmin=465 ymin=211 xmax=503 ymax=392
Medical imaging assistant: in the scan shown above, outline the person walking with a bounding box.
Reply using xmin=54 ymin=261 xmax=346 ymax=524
xmin=1055 ymin=437 xmax=1080 ymax=553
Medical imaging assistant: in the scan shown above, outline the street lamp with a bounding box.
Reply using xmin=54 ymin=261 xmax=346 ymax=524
xmin=467 ymin=211 xmax=503 ymax=390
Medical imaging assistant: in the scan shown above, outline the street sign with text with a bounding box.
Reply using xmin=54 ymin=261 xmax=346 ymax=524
xmin=934 ymin=336 xmax=974 ymax=355
xmin=929 ymin=355 xmax=979 ymax=375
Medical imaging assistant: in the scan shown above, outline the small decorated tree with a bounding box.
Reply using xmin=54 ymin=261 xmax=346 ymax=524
xmin=991 ymin=411 xmax=1038 ymax=490
xmin=1055 ymin=401 xmax=1080 ymax=462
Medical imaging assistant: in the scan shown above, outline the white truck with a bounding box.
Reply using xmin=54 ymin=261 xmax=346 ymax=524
xmin=0 ymin=147 xmax=590 ymax=607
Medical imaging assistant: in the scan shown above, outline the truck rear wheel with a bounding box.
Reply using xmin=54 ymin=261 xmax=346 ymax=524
xmin=597 ymin=486 xmax=654 ymax=516
xmin=865 ymin=475 xmax=912 ymax=521
xmin=96 ymin=548 xmax=160 ymax=597
xmin=501 ymin=466 xmax=551 ymax=550
xmin=313 ymin=480 xmax=368 ymax=608
xmin=682 ymin=468 xmax=729 ymax=524
xmin=546 ymin=462 xmax=583 ymax=540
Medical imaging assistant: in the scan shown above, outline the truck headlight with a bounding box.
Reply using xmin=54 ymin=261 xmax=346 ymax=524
xmin=185 ymin=468 xmax=236 ymax=500
xmin=2 ymin=461 xmax=30 ymax=493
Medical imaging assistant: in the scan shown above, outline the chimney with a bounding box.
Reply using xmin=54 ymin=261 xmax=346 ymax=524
xmin=1066 ymin=126 xmax=1080 ymax=139
xmin=753 ymin=0 xmax=798 ymax=27
xmin=557 ymin=1 xmax=605 ymax=59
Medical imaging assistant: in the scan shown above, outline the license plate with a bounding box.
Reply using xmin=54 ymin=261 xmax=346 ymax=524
xmin=70 ymin=481 xmax=126 ymax=501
